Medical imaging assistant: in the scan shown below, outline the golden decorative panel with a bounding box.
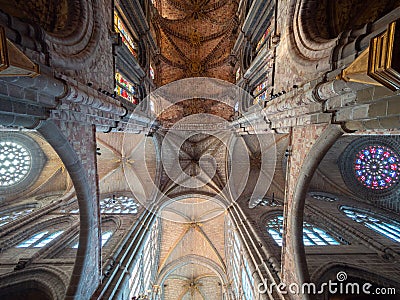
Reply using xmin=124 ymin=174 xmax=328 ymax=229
xmin=368 ymin=21 xmax=400 ymax=91
xmin=0 ymin=27 xmax=39 ymax=78
xmin=339 ymin=20 xmax=400 ymax=91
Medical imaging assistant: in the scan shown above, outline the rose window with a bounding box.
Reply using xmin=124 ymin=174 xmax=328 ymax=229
xmin=354 ymin=145 xmax=399 ymax=190
xmin=0 ymin=141 xmax=32 ymax=187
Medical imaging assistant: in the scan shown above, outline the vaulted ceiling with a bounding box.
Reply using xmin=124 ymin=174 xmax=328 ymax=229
xmin=95 ymin=132 xmax=157 ymax=203
xmin=151 ymin=0 xmax=239 ymax=127
xmin=158 ymin=197 xmax=226 ymax=300
xmin=152 ymin=0 xmax=239 ymax=84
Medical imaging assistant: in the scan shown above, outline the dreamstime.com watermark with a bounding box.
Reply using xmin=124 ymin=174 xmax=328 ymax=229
xmin=257 ymin=271 xmax=397 ymax=296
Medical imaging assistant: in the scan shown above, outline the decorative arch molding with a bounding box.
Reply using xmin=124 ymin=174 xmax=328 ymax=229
xmin=156 ymin=254 xmax=229 ymax=287
xmin=259 ymin=209 xmax=284 ymax=226
xmin=101 ymin=215 xmax=122 ymax=231
xmin=45 ymin=0 xmax=103 ymax=69
xmin=287 ymin=0 xmax=338 ymax=69
xmin=0 ymin=265 xmax=69 ymax=300
xmin=0 ymin=215 xmax=73 ymax=251
xmin=0 ymin=202 xmax=39 ymax=214
xmin=0 ymin=0 xmax=104 ymax=70
xmin=311 ymin=263 xmax=400 ymax=293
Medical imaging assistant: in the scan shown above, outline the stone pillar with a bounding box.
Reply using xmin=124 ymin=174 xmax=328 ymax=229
xmin=37 ymin=120 xmax=101 ymax=300
xmin=281 ymin=124 xmax=344 ymax=300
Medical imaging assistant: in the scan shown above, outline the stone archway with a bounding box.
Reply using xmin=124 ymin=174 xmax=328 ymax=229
xmin=0 ymin=266 xmax=69 ymax=300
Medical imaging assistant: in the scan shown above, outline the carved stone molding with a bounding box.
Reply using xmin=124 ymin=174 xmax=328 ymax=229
xmin=288 ymin=0 xmax=338 ymax=69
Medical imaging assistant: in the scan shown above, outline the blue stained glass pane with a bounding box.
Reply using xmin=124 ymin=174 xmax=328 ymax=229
xmin=34 ymin=231 xmax=63 ymax=247
xmin=101 ymin=231 xmax=113 ymax=247
xmin=16 ymin=231 xmax=48 ymax=248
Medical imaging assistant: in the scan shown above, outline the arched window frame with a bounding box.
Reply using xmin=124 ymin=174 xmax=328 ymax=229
xmin=0 ymin=204 xmax=36 ymax=227
xmin=16 ymin=230 xmax=64 ymax=248
xmin=340 ymin=206 xmax=400 ymax=243
xmin=1 ymin=217 xmax=71 ymax=251
xmin=265 ymin=213 xmax=343 ymax=247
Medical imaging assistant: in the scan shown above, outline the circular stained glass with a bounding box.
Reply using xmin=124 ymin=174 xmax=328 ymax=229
xmin=354 ymin=145 xmax=400 ymax=190
xmin=0 ymin=141 xmax=32 ymax=187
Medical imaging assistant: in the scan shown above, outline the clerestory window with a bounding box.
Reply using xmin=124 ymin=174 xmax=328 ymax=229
xmin=0 ymin=208 xmax=34 ymax=227
xmin=341 ymin=206 xmax=400 ymax=243
xmin=266 ymin=215 xmax=341 ymax=246
xmin=16 ymin=230 xmax=64 ymax=248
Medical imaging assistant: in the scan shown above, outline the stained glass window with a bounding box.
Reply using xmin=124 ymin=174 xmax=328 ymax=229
xmin=234 ymin=101 xmax=239 ymax=112
xmin=114 ymin=12 xmax=138 ymax=58
xmin=0 ymin=141 xmax=31 ymax=187
xmin=230 ymin=230 xmax=241 ymax=296
xmin=255 ymin=24 xmax=272 ymax=52
xmin=266 ymin=215 xmax=341 ymax=246
xmin=266 ymin=215 xmax=284 ymax=246
xmin=353 ymin=145 xmax=400 ymax=190
xmin=115 ymin=72 xmax=139 ymax=104
xmin=341 ymin=207 xmax=400 ymax=242
xmin=0 ymin=208 xmax=34 ymax=227
xmin=235 ymin=67 xmax=241 ymax=81
xmin=129 ymin=218 xmax=159 ymax=299
xmin=257 ymin=198 xmax=282 ymax=207
xmin=16 ymin=230 xmax=64 ymax=248
xmin=150 ymin=64 xmax=155 ymax=80
xmin=226 ymin=219 xmax=254 ymax=299
xmin=253 ymin=89 xmax=269 ymax=104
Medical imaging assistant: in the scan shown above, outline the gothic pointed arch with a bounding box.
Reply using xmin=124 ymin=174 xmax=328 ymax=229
xmin=0 ymin=266 xmax=68 ymax=300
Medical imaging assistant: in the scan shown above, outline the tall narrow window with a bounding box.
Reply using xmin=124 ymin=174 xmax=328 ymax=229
xmin=266 ymin=215 xmax=342 ymax=246
xmin=242 ymin=258 xmax=254 ymax=300
xmin=16 ymin=230 xmax=64 ymax=248
xmin=341 ymin=207 xmax=400 ymax=242
xmin=0 ymin=208 xmax=34 ymax=227
xmin=101 ymin=231 xmax=113 ymax=247
xmin=150 ymin=64 xmax=155 ymax=80
xmin=114 ymin=12 xmax=138 ymax=59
